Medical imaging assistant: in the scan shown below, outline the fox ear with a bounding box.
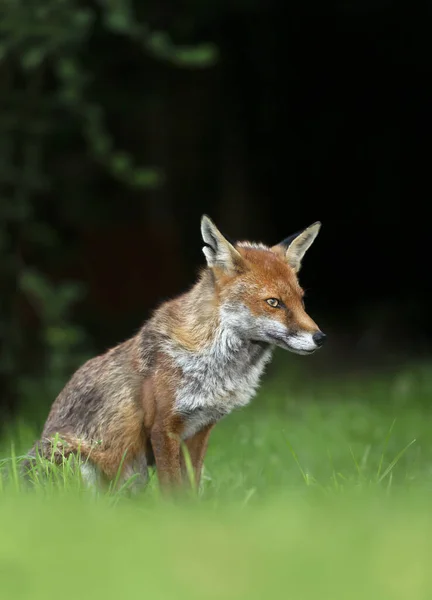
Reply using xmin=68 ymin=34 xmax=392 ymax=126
xmin=272 ymin=222 xmax=321 ymax=273
xmin=201 ymin=215 xmax=243 ymax=273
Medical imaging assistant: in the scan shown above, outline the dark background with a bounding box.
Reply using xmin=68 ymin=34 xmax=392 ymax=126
xmin=1 ymin=0 xmax=431 ymax=423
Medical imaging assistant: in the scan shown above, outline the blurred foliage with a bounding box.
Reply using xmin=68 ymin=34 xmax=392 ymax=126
xmin=0 ymin=0 xmax=217 ymax=421
xmin=17 ymin=271 xmax=89 ymax=408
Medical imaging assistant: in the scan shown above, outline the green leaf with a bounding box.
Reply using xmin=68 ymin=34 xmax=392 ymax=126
xmin=105 ymin=9 xmax=134 ymax=34
xmin=111 ymin=152 xmax=132 ymax=174
xmin=173 ymin=44 xmax=219 ymax=67
xmin=132 ymin=167 xmax=163 ymax=189
xmin=21 ymin=47 xmax=46 ymax=70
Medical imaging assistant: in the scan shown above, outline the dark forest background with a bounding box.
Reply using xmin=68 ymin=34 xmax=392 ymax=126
xmin=1 ymin=0 xmax=431 ymax=424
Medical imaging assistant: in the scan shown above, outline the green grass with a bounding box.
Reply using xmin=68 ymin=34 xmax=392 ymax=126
xmin=2 ymin=355 xmax=432 ymax=599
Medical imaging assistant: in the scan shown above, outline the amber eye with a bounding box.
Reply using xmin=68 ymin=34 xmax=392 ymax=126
xmin=266 ymin=298 xmax=281 ymax=308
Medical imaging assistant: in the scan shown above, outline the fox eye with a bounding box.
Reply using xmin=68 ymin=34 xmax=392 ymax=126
xmin=266 ymin=298 xmax=281 ymax=308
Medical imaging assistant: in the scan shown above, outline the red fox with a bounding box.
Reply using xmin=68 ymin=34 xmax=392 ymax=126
xmin=26 ymin=216 xmax=326 ymax=491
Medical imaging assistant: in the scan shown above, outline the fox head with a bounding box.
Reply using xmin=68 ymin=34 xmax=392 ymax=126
xmin=201 ymin=215 xmax=326 ymax=355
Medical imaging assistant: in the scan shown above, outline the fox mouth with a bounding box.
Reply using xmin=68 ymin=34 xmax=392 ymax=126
xmin=269 ymin=334 xmax=319 ymax=355
xmin=284 ymin=344 xmax=317 ymax=355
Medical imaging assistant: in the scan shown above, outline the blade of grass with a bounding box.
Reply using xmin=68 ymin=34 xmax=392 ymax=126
xmin=241 ymin=487 xmax=256 ymax=508
xmin=181 ymin=442 xmax=196 ymax=493
xmin=10 ymin=443 xmax=20 ymax=493
xmin=327 ymin=448 xmax=340 ymax=492
xmin=377 ymin=419 xmax=396 ymax=480
xmin=283 ymin=433 xmax=309 ymax=486
xmin=109 ymin=449 xmax=129 ymax=496
xmin=378 ymin=439 xmax=416 ymax=483
xmin=349 ymin=446 xmax=361 ymax=478
xmin=360 ymin=445 xmax=371 ymax=471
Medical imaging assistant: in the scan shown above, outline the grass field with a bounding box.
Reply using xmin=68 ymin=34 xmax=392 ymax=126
xmin=2 ymin=353 xmax=432 ymax=599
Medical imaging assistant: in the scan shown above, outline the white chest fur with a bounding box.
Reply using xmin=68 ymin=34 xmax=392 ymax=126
xmin=166 ymin=327 xmax=273 ymax=439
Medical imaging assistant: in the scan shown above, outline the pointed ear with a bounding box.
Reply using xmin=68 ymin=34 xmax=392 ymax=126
xmin=272 ymin=222 xmax=321 ymax=273
xmin=201 ymin=215 xmax=243 ymax=274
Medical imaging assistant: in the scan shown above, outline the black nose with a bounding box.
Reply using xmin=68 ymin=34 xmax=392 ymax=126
xmin=313 ymin=331 xmax=327 ymax=347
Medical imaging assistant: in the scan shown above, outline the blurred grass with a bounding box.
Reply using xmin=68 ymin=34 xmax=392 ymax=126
xmin=2 ymin=354 xmax=432 ymax=598
xmin=3 ymin=492 xmax=432 ymax=600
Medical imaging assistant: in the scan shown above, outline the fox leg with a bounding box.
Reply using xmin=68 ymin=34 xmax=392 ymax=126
xmin=150 ymin=425 xmax=182 ymax=490
xmin=181 ymin=424 xmax=213 ymax=489
xmin=119 ymin=451 xmax=149 ymax=494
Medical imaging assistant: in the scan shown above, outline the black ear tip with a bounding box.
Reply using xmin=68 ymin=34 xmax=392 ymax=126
xmin=280 ymin=231 xmax=302 ymax=248
xmin=277 ymin=221 xmax=321 ymax=249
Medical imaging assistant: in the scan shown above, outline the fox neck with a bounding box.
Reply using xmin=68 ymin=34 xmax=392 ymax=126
xmin=156 ymin=269 xmax=274 ymax=418
xmin=164 ymin=269 xmax=269 ymax=357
